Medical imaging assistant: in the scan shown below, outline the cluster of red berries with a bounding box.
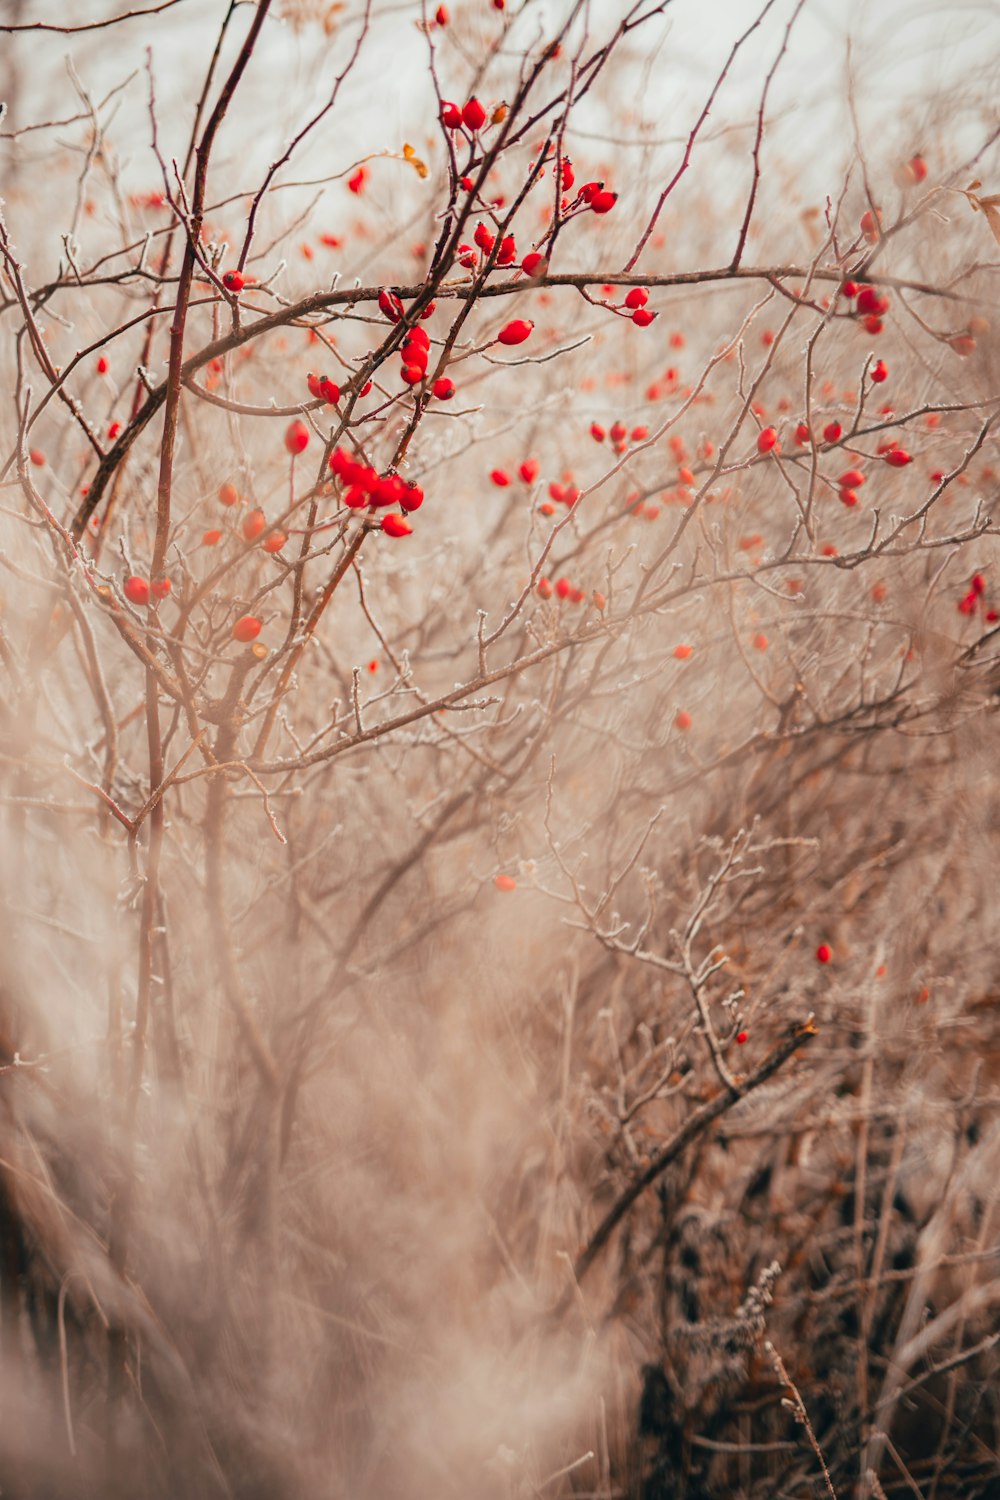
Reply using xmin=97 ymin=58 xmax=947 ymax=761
xmin=442 ymin=98 xmax=481 ymax=132
xmin=565 ymin=179 xmax=618 ymax=216
xmin=123 ymin=576 xmax=171 ymax=607
xmin=536 ymin=576 xmax=604 ymax=607
xmin=457 ymin=220 xmax=519 ymax=269
xmin=591 ymin=418 xmax=647 ymax=454
xmin=306 ymin=371 xmax=341 ymax=404
xmin=490 ymin=459 xmax=541 ymax=488
xmin=398 ymin=322 xmax=432 ymax=387
xmin=454 ymin=226 xmax=545 ymax=280
xmin=329 ymin=446 xmax=423 ymax=537
xmin=840 ymin=281 xmax=891 ymax=335
xmin=957 ymin=571 xmax=997 ymax=619
xmin=200 ymin=483 xmax=287 ymax=552
xmin=604 ymin=284 xmax=656 ymax=326
xmin=837 ymin=467 xmax=866 ymax=508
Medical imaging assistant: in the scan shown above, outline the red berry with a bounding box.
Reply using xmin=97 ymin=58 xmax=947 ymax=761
xmin=462 ymin=97 xmax=487 ymax=132
xmin=537 ymin=578 xmax=553 ymax=599
xmin=399 ymin=482 xmax=424 ymax=513
xmin=222 ymin=269 xmax=245 ymax=293
xmin=381 ymin=513 xmax=412 ymax=538
xmin=494 ymin=874 xmax=517 ymax=892
xmin=378 ymin=288 xmax=404 ymax=323
xmin=841 ymin=280 xmax=859 ymax=299
xmin=609 ymin=421 xmax=627 ymax=444
xmin=590 ymin=190 xmax=617 ymax=214
xmin=28 ymin=449 xmax=45 ymax=466
xmin=631 ymin=308 xmax=656 ymax=327
xmin=123 ymin=576 xmax=150 ymax=606
xmin=590 ymin=423 xmax=606 ymax=442
xmin=519 ymin=458 xmax=539 ymax=483
xmin=823 ymin=421 xmax=843 ymax=443
xmin=233 ymin=615 xmax=262 ymax=643
xmin=400 ymin=342 xmax=428 ymax=371
xmin=347 ymin=167 xmax=367 ymax=194
xmin=816 ymin=942 xmax=832 ymax=964
xmin=490 ymin=469 xmax=511 ymax=487
xmin=371 ymin=474 xmax=405 ymax=508
xmin=96 ymin=355 xmax=109 ymax=374
xmin=496 ymin=235 xmax=517 ymax=266
xmin=795 ymin=422 xmax=812 ymax=445
xmin=907 ymin=154 xmax=928 ymax=183
xmin=871 ymin=359 xmax=888 ymax=383
xmin=884 ymin=449 xmax=912 ymax=467
xmin=673 ymin=644 xmax=692 ymax=660
xmin=971 ymin=572 xmax=987 ymax=595
xmin=839 ymin=469 xmax=865 ymax=489
xmin=521 ymin=252 xmax=547 ymax=277
xmin=152 ymin=577 xmax=171 ymax=600
xmin=860 ymin=208 xmax=881 ymax=243
xmin=555 ymin=577 xmax=571 ymax=599
xmin=840 ymin=489 xmax=859 ymax=508
xmin=318 ymin=376 xmax=340 ymax=404
xmin=497 ymin=318 xmax=533 ymax=346
xmin=285 ymin=420 xmax=310 ymax=454
xmin=432 ymin=377 xmax=455 ymax=400
xmin=401 ymin=365 xmax=424 ymax=386
xmin=434 ymin=3 xmax=448 ymax=23
xmin=218 ymin=481 xmax=240 ymax=506
xmin=473 ymin=222 xmax=495 ymax=253
xmin=736 ymin=1031 xmax=748 ymax=1045
xmin=958 ymin=591 xmax=978 ymax=615
xmin=864 ymin=316 xmax=884 ymax=335
xmin=441 ymin=102 xmax=462 ymax=129
xmin=757 ymin=427 xmax=779 ymax=454
xmin=624 ymin=287 xmax=649 ymax=309
xmin=263 ymin=531 xmax=287 ymax=553
xmin=674 ymin=710 xmax=692 ymax=731
xmin=202 ymin=529 xmax=222 ymax=546
xmin=242 ymin=508 xmax=266 ymax=541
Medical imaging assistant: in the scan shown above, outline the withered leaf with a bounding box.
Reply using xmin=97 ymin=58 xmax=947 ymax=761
xmin=961 ymin=180 xmax=1000 ymax=248
xmin=402 ymin=143 xmax=429 ymax=180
